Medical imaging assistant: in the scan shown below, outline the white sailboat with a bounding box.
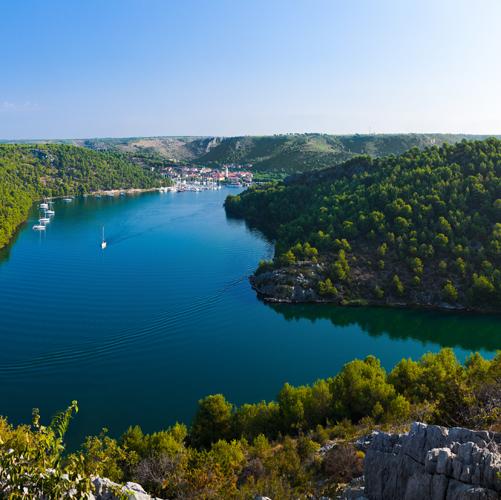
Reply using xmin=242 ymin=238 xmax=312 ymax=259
xmin=46 ymin=200 xmax=55 ymax=216
xmin=39 ymin=208 xmax=50 ymax=224
xmin=101 ymin=226 xmax=107 ymax=249
xmin=32 ymin=224 xmax=46 ymax=231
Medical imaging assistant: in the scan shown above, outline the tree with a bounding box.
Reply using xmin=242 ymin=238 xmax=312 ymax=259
xmin=332 ymin=249 xmax=350 ymax=281
xmin=330 ymin=356 xmax=408 ymax=422
xmin=318 ymin=278 xmax=338 ymax=297
xmin=470 ymin=274 xmax=495 ymax=304
xmin=277 ymin=384 xmax=306 ymax=432
xmin=442 ymin=282 xmax=458 ymax=302
xmin=190 ymin=395 xmax=233 ymax=448
xmin=392 ymin=275 xmax=404 ymax=296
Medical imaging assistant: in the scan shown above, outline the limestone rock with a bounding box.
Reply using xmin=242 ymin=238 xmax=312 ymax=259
xmin=364 ymin=422 xmax=501 ymax=500
xmin=92 ymin=477 xmax=164 ymax=500
xmin=336 ymin=475 xmax=368 ymax=499
xmin=250 ymin=263 xmax=324 ymax=303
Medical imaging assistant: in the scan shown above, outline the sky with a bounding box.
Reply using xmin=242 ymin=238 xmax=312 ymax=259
xmin=1 ymin=0 xmax=501 ymax=139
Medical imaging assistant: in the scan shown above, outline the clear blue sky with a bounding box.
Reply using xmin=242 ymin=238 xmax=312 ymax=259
xmin=1 ymin=0 xmax=500 ymax=139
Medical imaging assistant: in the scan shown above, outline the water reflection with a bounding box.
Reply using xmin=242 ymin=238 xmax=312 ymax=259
xmin=267 ymin=303 xmax=501 ymax=352
xmin=0 ymin=223 xmax=25 ymax=265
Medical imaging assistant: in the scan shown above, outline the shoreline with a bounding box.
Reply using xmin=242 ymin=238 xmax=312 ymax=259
xmin=250 ymin=274 xmax=501 ymax=316
xmin=84 ymin=187 xmax=164 ymax=197
xmin=0 ymin=186 xmax=170 ymax=251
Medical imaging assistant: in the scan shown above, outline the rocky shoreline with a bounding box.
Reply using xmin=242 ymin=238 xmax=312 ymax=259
xmin=249 ymin=263 xmax=494 ymax=313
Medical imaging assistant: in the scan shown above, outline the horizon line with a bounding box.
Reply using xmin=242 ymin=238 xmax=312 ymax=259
xmin=2 ymin=131 xmax=501 ymax=143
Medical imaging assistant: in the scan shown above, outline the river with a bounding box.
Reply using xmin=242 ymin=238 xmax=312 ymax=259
xmin=0 ymin=188 xmax=499 ymax=446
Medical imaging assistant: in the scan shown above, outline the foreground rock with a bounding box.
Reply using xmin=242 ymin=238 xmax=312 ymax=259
xmin=91 ymin=477 xmax=163 ymax=500
xmin=363 ymin=422 xmax=501 ymax=499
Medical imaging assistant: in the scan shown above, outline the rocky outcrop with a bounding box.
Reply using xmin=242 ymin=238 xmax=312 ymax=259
xmin=250 ymin=263 xmax=324 ymax=302
xmin=336 ymin=476 xmax=368 ymax=499
xmin=363 ymin=422 xmax=501 ymax=499
xmin=91 ymin=477 xmax=163 ymax=500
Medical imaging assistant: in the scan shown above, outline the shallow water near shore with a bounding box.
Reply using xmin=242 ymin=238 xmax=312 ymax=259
xmin=0 ymin=188 xmax=500 ymax=448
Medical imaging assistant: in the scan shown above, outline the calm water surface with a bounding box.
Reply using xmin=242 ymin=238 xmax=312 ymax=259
xmin=0 ymin=189 xmax=500 ymax=446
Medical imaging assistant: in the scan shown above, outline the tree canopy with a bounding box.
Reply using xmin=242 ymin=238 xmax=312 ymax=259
xmin=0 ymin=144 xmax=163 ymax=249
xmin=226 ymin=138 xmax=501 ymax=311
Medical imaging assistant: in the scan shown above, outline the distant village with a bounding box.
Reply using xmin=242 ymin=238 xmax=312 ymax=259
xmin=160 ymin=163 xmax=253 ymax=189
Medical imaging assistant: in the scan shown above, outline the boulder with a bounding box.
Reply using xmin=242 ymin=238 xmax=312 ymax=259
xmin=92 ymin=477 xmax=163 ymax=500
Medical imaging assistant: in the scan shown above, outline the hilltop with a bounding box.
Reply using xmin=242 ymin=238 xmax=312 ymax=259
xmin=193 ymin=133 xmax=493 ymax=173
xmin=4 ymin=133 xmax=499 ymax=174
xmin=225 ymin=138 xmax=501 ymax=312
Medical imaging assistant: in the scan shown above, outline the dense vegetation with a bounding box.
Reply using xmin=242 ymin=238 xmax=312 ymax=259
xmin=6 ymin=133 xmax=497 ymax=174
xmin=0 ymin=144 xmax=163 ymax=249
xmin=196 ymin=133 xmax=489 ymax=173
xmin=0 ymin=349 xmax=499 ymax=498
xmin=226 ymin=138 xmax=501 ymax=311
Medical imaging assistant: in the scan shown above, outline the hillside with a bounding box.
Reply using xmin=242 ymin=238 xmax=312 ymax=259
xmin=225 ymin=138 xmax=501 ymax=312
xmin=5 ymin=133 xmax=499 ymax=174
xmin=195 ymin=133 xmax=493 ymax=173
xmin=0 ymin=144 xmax=162 ymax=249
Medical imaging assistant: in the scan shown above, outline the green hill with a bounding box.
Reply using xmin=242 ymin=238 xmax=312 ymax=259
xmin=225 ymin=138 xmax=501 ymax=312
xmin=195 ymin=133 xmax=498 ymax=173
xmin=6 ymin=133 xmax=499 ymax=174
xmin=0 ymin=144 xmax=162 ymax=249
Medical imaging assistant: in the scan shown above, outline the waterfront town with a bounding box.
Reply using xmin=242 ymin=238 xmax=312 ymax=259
xmin=160 ymin=163 xmax=254 ymax=190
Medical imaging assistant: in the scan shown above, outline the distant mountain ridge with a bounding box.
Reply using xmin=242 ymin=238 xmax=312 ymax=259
xmin=3 ymin=133 xmax=501 ymax=173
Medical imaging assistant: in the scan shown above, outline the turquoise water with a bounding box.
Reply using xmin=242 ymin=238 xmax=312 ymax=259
xmin=0 ymin=189 xmax=500 ymax=446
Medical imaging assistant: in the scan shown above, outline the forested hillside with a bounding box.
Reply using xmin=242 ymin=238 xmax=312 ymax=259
xmin=0 ymin=144 xmax=162 ymax=249
xmin=196 ymin=133 xmax=487 ymax=173
xmin=225 ymin=138 xmax=501 ymax=311
xmin=5 ymin=133 xmax=496 ymax=174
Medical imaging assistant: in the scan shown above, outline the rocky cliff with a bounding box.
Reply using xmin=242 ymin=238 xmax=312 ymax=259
xmin=362 ymin=422 xmax=501 ymax=500
xmin=90 ymin=423 xmax=501 ymax=500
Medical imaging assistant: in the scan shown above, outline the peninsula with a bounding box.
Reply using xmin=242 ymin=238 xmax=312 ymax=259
xmin=225 ymin=138 xmax=501 ymax=313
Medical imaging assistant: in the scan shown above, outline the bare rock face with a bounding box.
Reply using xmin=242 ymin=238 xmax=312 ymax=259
xmin=250 ymin=263 xmax=324 ymax=302
xmin=363 ymin=422 xmax=501 ymax=500
xmin=91 ymin=477 xmax=163 ymax=500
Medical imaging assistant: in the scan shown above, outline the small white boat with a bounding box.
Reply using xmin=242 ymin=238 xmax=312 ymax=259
xmin=33 ymin=224 xmax=46 ymax=231
xmin=39 ymin=217 xmax=50 ymax=224
xmin=46 ymin=209 xmax=55 ymax=216
xmin=101 ymin=226 xmax=107 ymax=249
xmin=39 ymin=202 xmax=49 ymax=210
xmin=63 ymin=197 xmax=73 ymax=202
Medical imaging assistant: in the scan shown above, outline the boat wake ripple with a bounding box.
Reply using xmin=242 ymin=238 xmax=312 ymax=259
xmin=0 ymin=271 xmax=252 ymax=377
